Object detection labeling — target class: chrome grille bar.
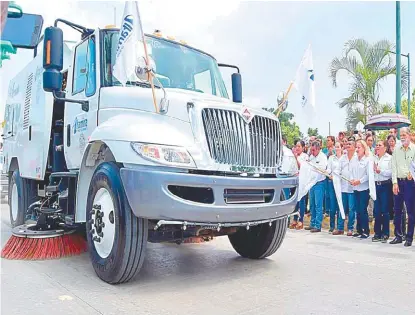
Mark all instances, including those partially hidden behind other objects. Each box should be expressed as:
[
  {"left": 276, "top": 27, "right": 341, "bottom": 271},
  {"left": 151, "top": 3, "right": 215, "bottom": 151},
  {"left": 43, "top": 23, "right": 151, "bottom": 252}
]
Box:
[{"left": 202, "top": 108, "right": 281, "bottom": 172}]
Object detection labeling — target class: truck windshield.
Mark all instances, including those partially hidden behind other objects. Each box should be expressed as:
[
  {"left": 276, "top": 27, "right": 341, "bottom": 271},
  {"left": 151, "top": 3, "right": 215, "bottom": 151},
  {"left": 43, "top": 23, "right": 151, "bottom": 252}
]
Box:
[{"left": 102, "top": 30, "right": 229, "bottom": 99}]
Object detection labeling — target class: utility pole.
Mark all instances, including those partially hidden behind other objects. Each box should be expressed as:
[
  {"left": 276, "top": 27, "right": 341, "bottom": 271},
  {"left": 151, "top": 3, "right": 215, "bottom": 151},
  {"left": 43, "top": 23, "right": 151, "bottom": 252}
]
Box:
[
  {"left": 113, "top": 7, "right": 116, "bottom": 25},
  {"left": 396, "top": 1, "right": 402, "bottom": 139},
  {"left": 328, "top": 122, "right": 331, "bottom": 136},
  {"left": 408, "top": 53, "right": 411, "bottom": 120}
]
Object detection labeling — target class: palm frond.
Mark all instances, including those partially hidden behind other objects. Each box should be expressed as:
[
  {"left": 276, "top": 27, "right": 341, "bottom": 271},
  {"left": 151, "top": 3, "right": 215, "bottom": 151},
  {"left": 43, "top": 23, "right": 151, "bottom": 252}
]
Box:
[
  {"left": 329, "top": 56, "right": 359, "bottom": 88},
  {"left": 344, "top": 38, "right": 369, "bottom": 65}
]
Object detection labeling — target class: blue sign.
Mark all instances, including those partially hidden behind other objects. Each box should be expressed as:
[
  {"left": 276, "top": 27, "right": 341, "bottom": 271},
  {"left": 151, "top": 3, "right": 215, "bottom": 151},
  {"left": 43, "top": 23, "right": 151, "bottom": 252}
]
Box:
[{"left": 73, "top": 117, "right": 88, "bottom": 134}]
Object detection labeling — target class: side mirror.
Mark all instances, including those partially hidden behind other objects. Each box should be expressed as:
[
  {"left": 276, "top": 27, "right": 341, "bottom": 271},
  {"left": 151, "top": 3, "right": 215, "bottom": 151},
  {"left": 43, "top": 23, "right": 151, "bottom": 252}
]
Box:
[
  {"left": 218, "top": 63, "right": 242, "bottom": 103},
  {"left": 231, "top": 72, "right": 242, "bottom": 103},
  {"left": 42, "top": 26, "right": 63, "bottom": 92}
]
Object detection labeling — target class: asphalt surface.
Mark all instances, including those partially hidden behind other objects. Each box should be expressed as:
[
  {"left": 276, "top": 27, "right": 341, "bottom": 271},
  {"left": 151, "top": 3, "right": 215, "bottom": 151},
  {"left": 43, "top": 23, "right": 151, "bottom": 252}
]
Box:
[{"left": 1, "top": 201, "right": 414, "bottom": 315}]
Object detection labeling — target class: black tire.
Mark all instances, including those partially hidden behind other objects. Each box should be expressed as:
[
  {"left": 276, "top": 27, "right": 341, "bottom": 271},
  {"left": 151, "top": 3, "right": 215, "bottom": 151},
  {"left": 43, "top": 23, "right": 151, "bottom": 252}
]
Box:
[
  {"left": 86, "top": 162, "right": 148, "bottom": 284},
  {"left": 8, "top": 169, "right": 38, "bottom": 227},
  {"left": 228, "top": 216, "right": 288, "bottom": 259}
]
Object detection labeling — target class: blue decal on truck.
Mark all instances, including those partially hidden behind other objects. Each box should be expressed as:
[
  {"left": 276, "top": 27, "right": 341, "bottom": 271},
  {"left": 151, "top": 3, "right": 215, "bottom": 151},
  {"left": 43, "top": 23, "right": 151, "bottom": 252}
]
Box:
[{"left": 73, "top": 117, "right": 88, "bottom": 134}]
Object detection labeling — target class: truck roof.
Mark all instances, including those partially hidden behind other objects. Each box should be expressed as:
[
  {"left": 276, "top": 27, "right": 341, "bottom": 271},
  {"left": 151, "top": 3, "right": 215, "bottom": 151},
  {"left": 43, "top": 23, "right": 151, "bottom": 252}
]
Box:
[{"left": 101, "top": 28, "right": 218, "bottom": 62}]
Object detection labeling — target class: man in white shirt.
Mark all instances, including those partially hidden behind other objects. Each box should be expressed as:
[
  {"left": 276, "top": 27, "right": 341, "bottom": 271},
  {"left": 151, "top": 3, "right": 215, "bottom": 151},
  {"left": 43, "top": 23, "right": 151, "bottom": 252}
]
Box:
[{"left": 306, "top": 141, "right": 328, "bottom": 233}]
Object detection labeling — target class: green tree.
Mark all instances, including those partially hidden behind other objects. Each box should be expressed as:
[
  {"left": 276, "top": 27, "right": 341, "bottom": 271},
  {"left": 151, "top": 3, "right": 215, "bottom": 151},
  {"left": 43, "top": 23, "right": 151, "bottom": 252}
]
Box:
[
  {"left": 307, "top": 127, "right": 319, "bottom": 137},
  {"left": 329, "top": 38, "right": 409, "bottom": 130}
]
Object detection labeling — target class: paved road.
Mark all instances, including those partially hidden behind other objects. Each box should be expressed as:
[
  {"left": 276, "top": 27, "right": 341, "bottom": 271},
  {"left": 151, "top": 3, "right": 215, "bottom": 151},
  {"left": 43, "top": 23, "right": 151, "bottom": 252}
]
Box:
[{"left": 1, "top": 203, "right": 414, "bottom": 315}]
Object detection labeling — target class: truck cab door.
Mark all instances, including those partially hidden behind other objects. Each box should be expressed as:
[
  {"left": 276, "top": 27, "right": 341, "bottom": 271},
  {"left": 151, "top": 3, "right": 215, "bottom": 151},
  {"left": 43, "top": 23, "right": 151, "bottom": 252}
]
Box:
[{"left": 64, "top": 34, "right": 99, "bottom": 170}]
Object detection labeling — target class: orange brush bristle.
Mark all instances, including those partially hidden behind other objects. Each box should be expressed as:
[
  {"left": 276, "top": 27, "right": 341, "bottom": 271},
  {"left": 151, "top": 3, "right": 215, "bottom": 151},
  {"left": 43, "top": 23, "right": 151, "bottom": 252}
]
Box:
[{"left": 1, "top": 233, "right": 87, "bottom": 260}]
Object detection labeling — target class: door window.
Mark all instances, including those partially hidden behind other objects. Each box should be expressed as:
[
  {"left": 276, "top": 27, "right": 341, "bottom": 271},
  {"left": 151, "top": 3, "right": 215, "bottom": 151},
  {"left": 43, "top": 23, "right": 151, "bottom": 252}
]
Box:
[{"left": 72, "top": 36, "right": 96, "bottom": 96}]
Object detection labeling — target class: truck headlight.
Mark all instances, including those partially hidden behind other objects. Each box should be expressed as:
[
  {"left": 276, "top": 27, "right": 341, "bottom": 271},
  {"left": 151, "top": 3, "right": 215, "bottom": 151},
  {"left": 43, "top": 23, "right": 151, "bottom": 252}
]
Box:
[{"left": 130, "top": 142, "right": 196, "bottom": 168}]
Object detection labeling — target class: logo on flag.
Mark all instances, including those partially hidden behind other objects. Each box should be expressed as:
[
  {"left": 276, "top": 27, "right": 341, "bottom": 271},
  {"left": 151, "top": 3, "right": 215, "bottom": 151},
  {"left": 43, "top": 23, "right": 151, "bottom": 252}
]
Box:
[
  {"left": 116, "top": 14, "right": 134, "bottom": 59},
  {"left": 112, "top": 1, "right": 145, "bottom": 86},
  {"left": 241, "top": 107, "right": 254, "bottom": 124}
]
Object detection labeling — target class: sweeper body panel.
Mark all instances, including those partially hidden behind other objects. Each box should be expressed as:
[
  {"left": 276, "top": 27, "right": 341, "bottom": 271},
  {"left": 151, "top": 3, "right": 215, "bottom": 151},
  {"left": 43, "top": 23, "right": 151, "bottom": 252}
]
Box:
[{"left": 2, "top": 20, "right": 299, "bottom": 284}]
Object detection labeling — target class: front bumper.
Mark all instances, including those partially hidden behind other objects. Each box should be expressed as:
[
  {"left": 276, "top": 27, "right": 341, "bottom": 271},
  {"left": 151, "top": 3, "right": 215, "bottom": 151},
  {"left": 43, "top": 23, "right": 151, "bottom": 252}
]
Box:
[{"left": 120, "top": 167, "right": 298, "bottom": 223}]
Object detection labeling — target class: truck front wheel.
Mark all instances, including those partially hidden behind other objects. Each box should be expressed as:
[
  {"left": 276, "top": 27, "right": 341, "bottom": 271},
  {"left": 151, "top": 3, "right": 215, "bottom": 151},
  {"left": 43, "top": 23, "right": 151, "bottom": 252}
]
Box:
[
  {"left": 228, "top": 216, "right": 288, "bottom": 259},
  {"left": 86, "top": 162, "right": 148, "bottom": 284}
]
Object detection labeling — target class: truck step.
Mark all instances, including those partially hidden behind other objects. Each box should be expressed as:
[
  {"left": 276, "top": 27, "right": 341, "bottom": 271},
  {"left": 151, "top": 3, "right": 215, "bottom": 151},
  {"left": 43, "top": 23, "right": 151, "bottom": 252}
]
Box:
[{"left": 49, "top": 171, "right": 78, "bottom": 179}]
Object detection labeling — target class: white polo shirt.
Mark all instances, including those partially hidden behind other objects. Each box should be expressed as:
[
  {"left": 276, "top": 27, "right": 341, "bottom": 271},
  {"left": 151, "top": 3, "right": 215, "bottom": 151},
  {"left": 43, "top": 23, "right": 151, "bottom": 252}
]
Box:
[
  {"left": 339, "top": 153, "right": 356, "bottom": 193},
  {"left": 309, "top": 151, "right": 328, "bottom": 183},
  {"left": 374, "top": 153, "right": 392, "bottom": 182},
  {"left": 350, "top": 155, "right": 370, "bottom": 192}
]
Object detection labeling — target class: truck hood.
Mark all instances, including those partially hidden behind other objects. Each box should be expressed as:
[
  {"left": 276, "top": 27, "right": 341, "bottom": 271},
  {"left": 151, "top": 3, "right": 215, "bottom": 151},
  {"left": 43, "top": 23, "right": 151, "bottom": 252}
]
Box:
[{"left": 99, "top": 86, "right": 276, "bottom": 122}]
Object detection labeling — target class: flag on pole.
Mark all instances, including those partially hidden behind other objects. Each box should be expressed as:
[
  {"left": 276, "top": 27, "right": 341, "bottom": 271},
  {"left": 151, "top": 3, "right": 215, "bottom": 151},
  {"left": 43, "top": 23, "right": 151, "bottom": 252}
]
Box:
[
  {"left": 113, "top": 1, "right": 144, "bottom": 86},
  {"left": 113, "top": 1, "right": 158, "bottom": 112},
  {"left": 293, "top": 44, "right": 315, "bottom": 109}
]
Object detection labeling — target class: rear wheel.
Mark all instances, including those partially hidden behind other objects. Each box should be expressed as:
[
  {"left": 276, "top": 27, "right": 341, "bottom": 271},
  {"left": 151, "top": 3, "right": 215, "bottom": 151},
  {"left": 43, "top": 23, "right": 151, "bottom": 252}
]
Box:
[
  {"left": 86, "top": 162, "right": 148, "bottom": 284},
  {"left": 228, "top": 216, "right": 288, "bottom": 259},
  {"left": 8, "top": 169, "right": 38, "bottom": 227}
]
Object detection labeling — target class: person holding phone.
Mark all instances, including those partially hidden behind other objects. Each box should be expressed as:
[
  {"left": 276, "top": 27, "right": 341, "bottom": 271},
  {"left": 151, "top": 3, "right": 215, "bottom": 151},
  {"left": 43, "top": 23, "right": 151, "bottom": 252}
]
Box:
[{"left": 373, "top": 140, "right": 392, "bottom": 242}]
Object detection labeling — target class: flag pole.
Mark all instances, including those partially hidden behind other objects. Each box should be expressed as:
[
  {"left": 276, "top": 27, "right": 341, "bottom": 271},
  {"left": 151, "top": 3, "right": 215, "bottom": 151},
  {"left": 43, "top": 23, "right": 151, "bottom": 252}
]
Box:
[{"left": 135, "top": 1, "right": 158, "bottom": 113}]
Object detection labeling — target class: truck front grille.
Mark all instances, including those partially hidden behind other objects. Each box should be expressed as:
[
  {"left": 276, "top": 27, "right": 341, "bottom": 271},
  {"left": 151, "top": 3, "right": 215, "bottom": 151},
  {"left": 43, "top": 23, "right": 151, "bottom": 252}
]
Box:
[{"left": 201, "top": 108, "right": 281, "bottom": 172}]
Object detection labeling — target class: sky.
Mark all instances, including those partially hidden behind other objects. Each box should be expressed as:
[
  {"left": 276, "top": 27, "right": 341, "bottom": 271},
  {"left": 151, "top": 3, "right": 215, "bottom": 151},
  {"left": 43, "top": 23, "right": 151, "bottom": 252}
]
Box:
[{"left": 1, "top": 0, "right": 415, "bottom": 138}]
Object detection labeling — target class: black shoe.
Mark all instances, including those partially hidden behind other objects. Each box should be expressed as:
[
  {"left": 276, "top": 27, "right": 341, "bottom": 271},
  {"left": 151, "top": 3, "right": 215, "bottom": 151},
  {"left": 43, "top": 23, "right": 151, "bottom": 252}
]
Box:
[
  {"left": 352, "top": 233, "right": 361, "bottom": 237},
  {"left": 372, "top": 236, "right": 381, "bottom": 242},
  {"left": 404, "top": 240, "right": 412, "bottom": 247},
  {"left": 389, "top": 237, "right": 403, "bottom": 244},
  {"left": 381, "top": 236, "right": 389, "bottom": 243},
  {"left": 358, "top": 234, "right": 369, "bottom": 239},
  {"left": 329, "top": 228, "right": 334, "bottom": 233},
  {"left": 310, "top": 228, "right": 321, "bottom": 233}
]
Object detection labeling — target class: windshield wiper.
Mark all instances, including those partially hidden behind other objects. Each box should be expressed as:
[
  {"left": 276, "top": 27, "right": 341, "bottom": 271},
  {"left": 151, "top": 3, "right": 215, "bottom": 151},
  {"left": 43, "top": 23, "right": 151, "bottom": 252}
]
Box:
[{"left": 126, "top": 81, "right": 161, "bottom": 89}]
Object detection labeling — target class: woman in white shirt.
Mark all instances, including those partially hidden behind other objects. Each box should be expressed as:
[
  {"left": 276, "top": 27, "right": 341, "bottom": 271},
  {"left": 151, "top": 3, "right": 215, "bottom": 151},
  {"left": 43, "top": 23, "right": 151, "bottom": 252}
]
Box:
[
  {"left": 350, "top": 140, "right": 371, "bottom": 239},
  {"left": 372, "top": 140, "right": 392, "bottom": 242},
  {"left": 290, "top": 140, "right": 308, "bottom": 230},
  {"left": 327, "top": 142, "right": 345, "bottom": 234}
]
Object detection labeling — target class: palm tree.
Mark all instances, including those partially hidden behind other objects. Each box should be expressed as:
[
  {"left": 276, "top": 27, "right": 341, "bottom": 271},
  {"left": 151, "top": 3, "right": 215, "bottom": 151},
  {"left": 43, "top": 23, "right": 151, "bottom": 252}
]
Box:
[
  {"left": 345, "top": 103, "right": 394, "bottom": 131},
  {"left": 329, "top": 38, "right": 409, "bottom": 129}
]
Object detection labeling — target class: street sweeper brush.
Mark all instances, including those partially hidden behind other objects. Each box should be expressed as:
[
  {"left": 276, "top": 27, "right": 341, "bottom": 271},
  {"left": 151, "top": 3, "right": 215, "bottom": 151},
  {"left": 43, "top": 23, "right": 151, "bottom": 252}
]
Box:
[{"left": 1, "top": 223, "right": 87, "bottom": 260}]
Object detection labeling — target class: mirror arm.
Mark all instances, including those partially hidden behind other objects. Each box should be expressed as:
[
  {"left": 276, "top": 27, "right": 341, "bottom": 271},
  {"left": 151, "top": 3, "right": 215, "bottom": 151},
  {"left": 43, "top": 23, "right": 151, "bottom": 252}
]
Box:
[
  {"left": 52, "top": 91, "right": 89, "bottom": 112},
  {"left": 218, "top": 63, "right": 240, "bottom": 73}
]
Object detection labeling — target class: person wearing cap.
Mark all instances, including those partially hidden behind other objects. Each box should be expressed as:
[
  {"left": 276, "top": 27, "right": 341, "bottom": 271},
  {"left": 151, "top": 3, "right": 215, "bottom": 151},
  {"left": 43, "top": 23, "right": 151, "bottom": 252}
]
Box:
[{"left": 390, "top": 127, "right": 415, "bottom": 247}]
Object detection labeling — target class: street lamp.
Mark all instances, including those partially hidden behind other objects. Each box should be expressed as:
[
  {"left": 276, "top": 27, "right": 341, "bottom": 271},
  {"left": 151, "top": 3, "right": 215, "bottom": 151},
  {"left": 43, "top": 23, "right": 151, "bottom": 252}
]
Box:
[{"left": 387, "top": 50, "right": 411, "bottom": 120}]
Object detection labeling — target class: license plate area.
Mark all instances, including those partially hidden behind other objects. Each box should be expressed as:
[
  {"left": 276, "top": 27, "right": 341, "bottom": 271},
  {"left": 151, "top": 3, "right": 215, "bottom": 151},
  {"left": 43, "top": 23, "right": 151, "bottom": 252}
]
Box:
[{"left": 223, "top": 189, "right": 274, "bottom": 204}]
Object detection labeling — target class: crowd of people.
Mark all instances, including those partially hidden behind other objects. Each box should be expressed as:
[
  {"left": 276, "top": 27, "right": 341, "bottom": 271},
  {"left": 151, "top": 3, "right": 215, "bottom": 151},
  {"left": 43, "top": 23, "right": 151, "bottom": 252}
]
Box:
[{"left": 282, "top": 127, "right": 415, "bottom": 247}]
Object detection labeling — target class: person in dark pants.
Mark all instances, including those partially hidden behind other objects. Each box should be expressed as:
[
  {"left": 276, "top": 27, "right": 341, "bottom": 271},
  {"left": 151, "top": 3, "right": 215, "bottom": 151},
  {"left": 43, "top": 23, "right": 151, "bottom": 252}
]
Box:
[
  {"left": 372, "top": 140, "right": 393, "bottom": 243},
  {"left": 390, "top": 128, "right": 415, "bottom": 246},
  {"left": 350, "top": 140, "right": 372, "bottom": 239}
]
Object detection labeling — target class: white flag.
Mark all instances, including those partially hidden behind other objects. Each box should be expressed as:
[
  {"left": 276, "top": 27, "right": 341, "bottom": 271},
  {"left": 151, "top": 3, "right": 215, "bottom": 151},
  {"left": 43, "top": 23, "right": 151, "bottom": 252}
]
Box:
[
  {"left": 367, "top": 156, "right": 377, "bottom": 201},
  {"left": 332, "top": 172, "right": 346, "bottom": 220},
  {"left": 293, "top": 44, "right": 315, "bottom": 109},
  {"left": 297, "top": 161, "right": 319, "bottom": 201},
  {"left": 113, "top": 1, "right": 146, "bottom": 86}
]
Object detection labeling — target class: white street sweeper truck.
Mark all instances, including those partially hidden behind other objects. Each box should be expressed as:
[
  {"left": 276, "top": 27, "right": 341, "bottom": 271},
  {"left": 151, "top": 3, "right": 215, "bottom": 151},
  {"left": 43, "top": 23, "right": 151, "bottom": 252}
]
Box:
[{"left": 1, "top": 17, "right": 299, "bottom": 284}]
